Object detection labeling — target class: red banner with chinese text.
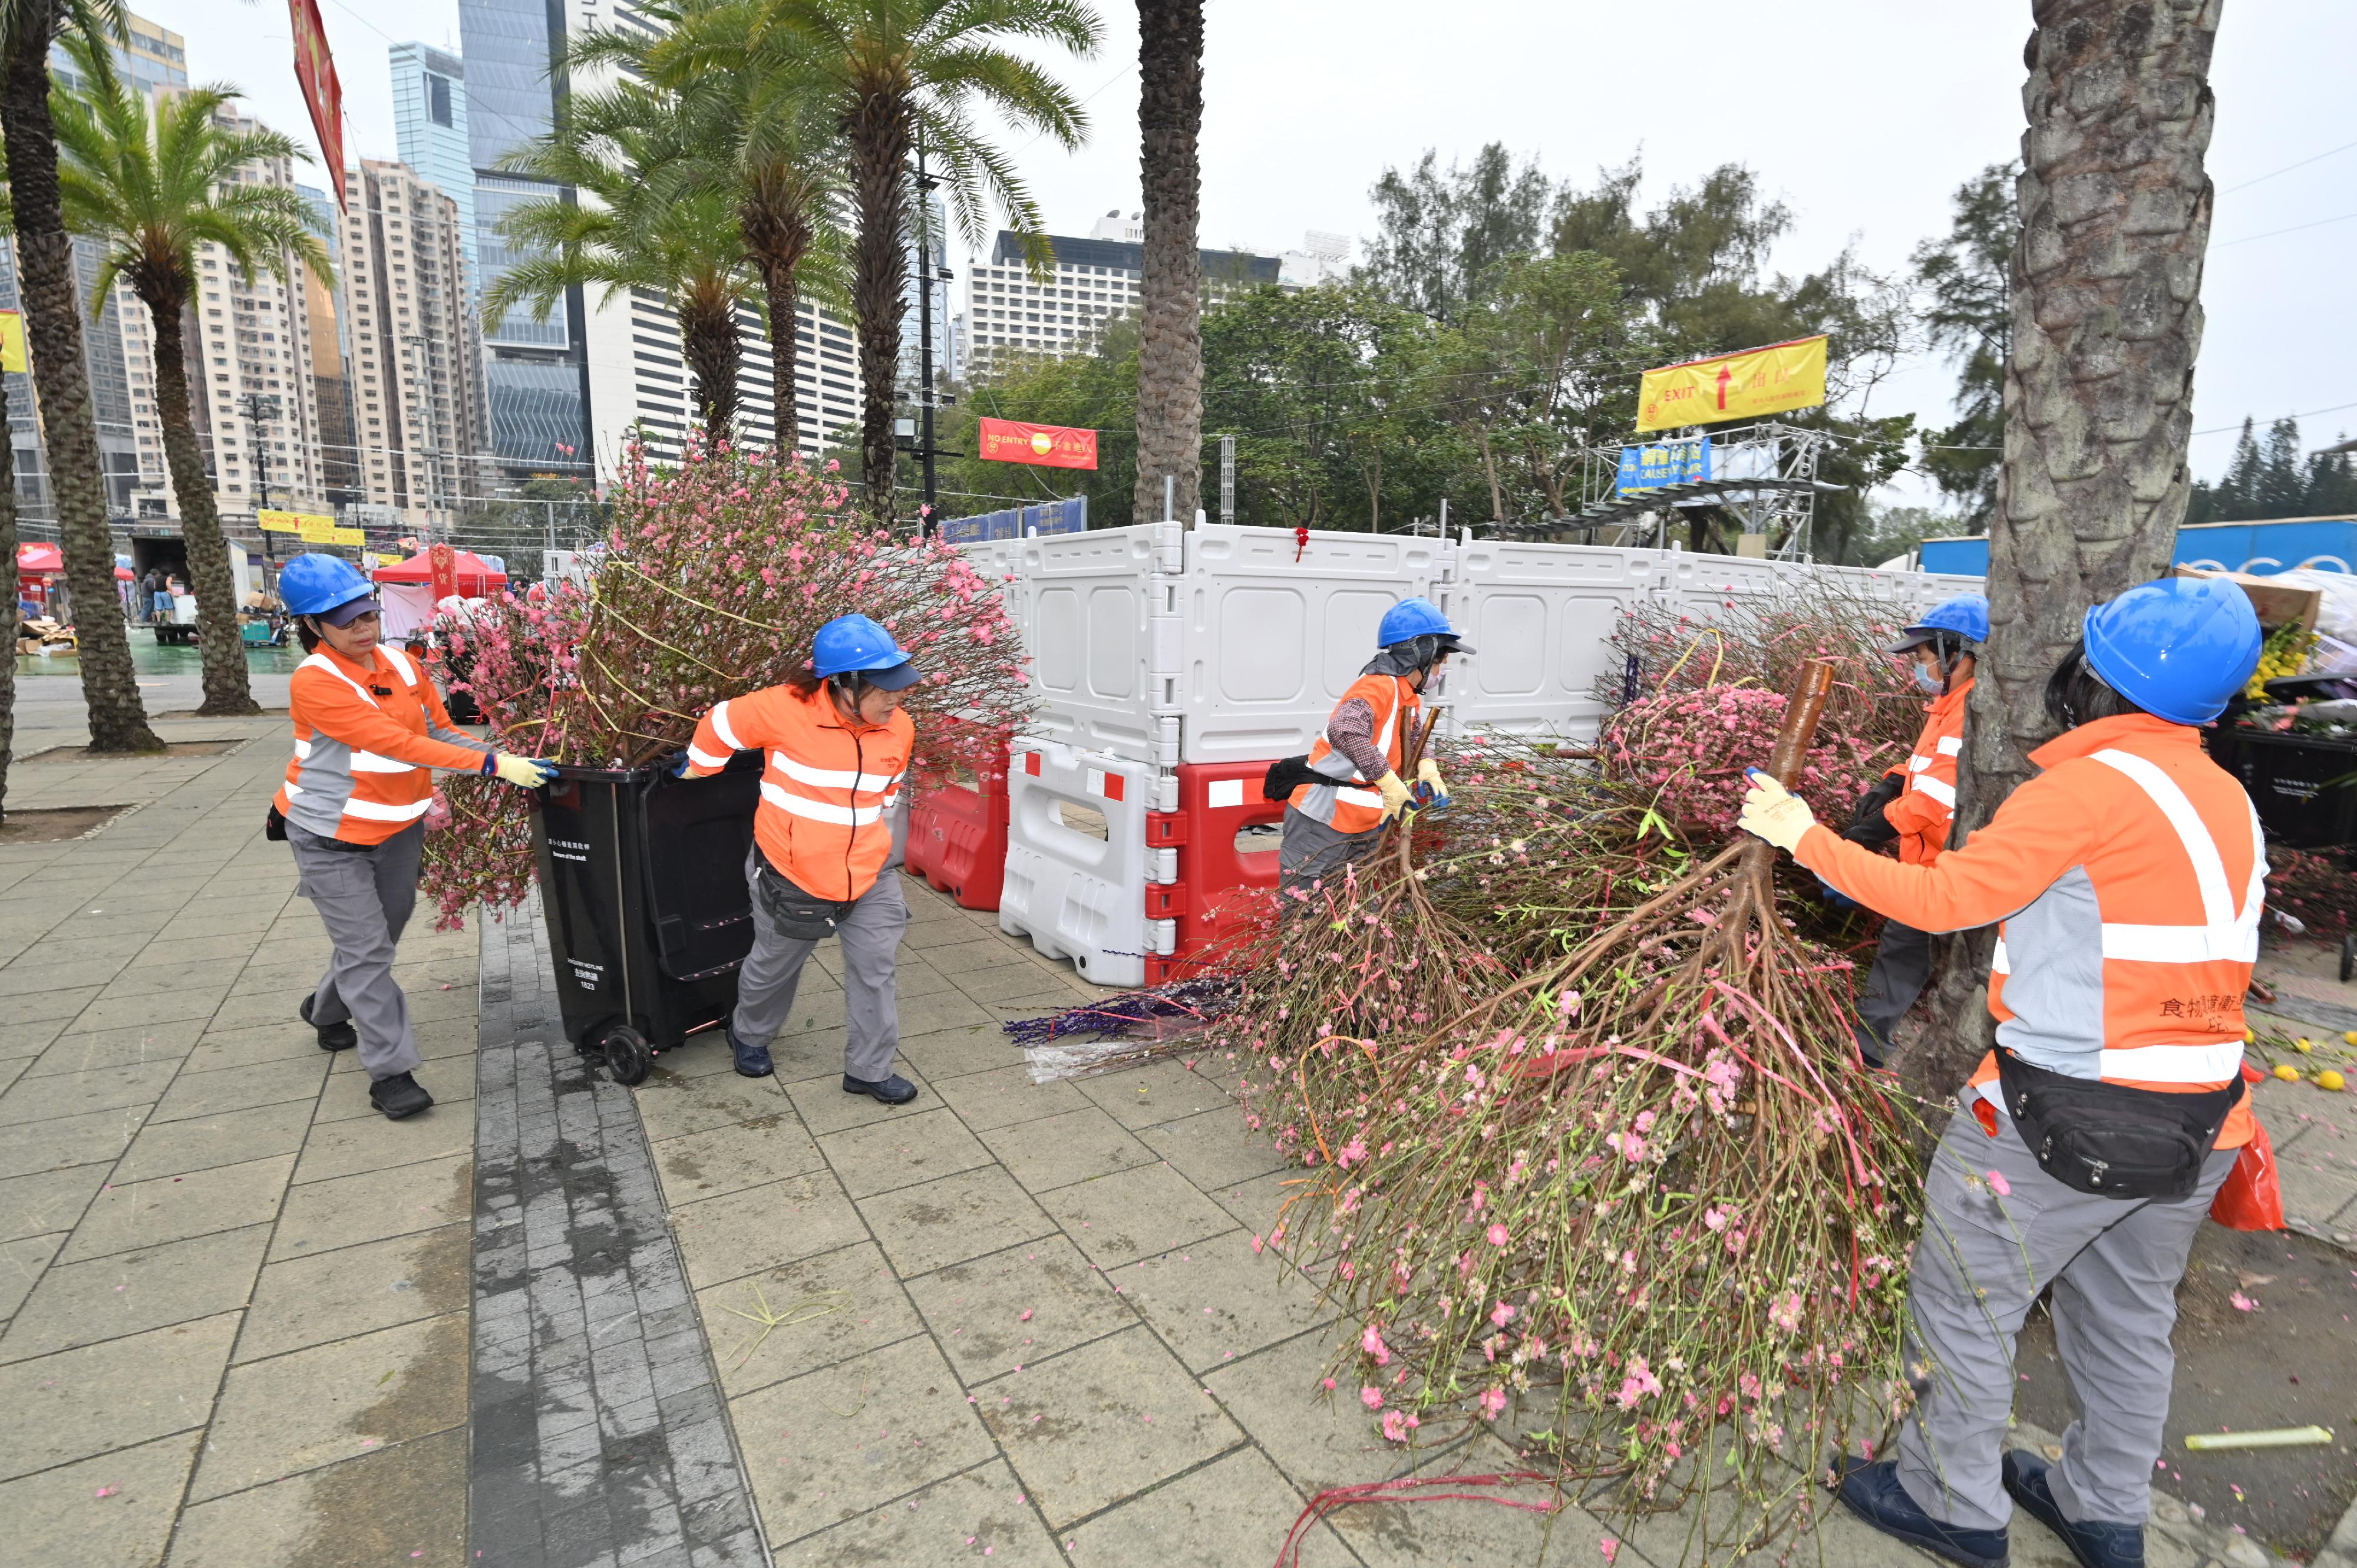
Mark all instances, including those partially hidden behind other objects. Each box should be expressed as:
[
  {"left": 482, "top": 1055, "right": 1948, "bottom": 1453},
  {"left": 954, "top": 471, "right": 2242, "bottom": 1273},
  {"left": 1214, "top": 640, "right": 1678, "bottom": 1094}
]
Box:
[
  {"left": 978, "top": 418, "right": 1098, "bottom": 470},
  {"left": 289, "top": 0, "right": 346, "bottom": 212}
]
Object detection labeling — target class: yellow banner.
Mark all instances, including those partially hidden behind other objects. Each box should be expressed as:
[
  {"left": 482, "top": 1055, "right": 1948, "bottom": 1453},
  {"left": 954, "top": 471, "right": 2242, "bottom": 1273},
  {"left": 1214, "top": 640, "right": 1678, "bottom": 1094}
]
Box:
[
  {"left": 296, "top": 516, "right": 341, "bottom": 544},
  {"left": 257, "top": 509, "right": 303, "bottom": 533},
  {"left": 0, "top": 309, "right": 24, "bottom": 374},
  {"left": 1636, "top": 335, "right": 1828, "bottom": 433},
  {"left": 330, "top": 526, "right": 365, "bottom": 546}
]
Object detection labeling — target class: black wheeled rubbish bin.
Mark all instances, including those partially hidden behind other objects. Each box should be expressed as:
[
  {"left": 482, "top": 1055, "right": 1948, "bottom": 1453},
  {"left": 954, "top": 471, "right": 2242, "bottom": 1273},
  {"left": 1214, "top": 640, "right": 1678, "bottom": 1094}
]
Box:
[{"left": 529, "top": 754, "right": 762, "bottom": 1085}]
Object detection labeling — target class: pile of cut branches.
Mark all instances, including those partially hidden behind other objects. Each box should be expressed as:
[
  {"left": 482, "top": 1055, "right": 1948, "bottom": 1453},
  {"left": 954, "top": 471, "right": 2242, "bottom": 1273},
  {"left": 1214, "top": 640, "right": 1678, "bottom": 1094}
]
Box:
[{"left": 419, "top": 443, "right": 1029, "bottom": 927}]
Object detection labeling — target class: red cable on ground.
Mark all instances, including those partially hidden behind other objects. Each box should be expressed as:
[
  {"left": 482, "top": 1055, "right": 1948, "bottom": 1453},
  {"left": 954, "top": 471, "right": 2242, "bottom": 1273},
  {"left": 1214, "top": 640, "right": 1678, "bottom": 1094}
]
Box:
[{"left": 1271, "top": 1471, "right": 1564, "bottom": 1567}]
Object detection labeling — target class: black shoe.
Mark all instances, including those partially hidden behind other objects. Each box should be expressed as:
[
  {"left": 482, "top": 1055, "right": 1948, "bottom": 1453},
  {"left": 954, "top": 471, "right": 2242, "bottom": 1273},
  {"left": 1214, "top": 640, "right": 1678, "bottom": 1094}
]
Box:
[
  {"left": 842, "top": 1072, "right": 918, "bottom": 1105},
  {"left": 2003, "top": 1450, "right": 2143, "bottom": 1568},
  {"left": 369, "top": 1071, "right": 434, "bottom": 1120},
  {"left": 1832, "top": 1455, "right": 2009, "bottom": 1568},
  {"left": 730, "top": 1031, "right": 774, "bottom": 1078},
  {"left": 301, "top": 994, "right": 357, "bottom": 1052}
]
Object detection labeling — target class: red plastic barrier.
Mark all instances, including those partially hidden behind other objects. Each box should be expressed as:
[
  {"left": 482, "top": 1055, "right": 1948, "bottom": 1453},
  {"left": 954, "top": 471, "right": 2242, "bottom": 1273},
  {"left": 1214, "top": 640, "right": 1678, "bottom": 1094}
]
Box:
[
  {"left": 906, "top": 725, "right": 1011, "bottom": 910},
  {"left": 1143, "top": 760, "right": 1283, "bottom": 980}
]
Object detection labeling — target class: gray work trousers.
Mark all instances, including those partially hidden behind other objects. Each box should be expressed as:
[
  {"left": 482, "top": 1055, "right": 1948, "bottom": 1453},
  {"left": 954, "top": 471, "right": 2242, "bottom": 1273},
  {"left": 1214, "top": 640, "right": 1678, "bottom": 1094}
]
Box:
[
  {"left": 288, "top": 821, "right": 425, "bottom": 1080},
  {"left": 733, "top": 849, "right": 909, "bottom": 1082},
  {"left": 1277, "top": 806, "right": 1384, "bottom": 895},
  {"left": 1854, "top": 919, "right": 1933, "bottom": 1062},
  {"left": 1897, "top": 1110, "right": 2237, "bottom": 1532}
]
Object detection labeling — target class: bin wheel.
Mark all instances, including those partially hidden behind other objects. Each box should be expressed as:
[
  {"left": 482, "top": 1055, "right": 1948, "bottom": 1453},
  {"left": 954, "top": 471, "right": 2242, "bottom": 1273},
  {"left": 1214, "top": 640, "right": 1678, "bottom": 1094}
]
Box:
[
  {"left": 2342, "top": 933, "right": 2354, "bottom": 985},
  {"left": 601, "top": 1025, "right": 652, "bottom": 1087}
]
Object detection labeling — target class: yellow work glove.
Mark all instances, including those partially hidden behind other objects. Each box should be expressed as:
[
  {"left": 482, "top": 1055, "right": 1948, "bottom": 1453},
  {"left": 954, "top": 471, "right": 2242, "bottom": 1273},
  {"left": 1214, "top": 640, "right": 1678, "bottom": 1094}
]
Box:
[
  {"left": 1374, "top": 771, "right": 1414, "bottom": 821},
  {"left": 492, "top": 752, "right": 560, "bottom": 788},
  {"left": 1417, "top": 758, "right": 1448, "bottom": 799},
  {"left": 1738, "top": 770, "right": 1816, "bottom": 853}
]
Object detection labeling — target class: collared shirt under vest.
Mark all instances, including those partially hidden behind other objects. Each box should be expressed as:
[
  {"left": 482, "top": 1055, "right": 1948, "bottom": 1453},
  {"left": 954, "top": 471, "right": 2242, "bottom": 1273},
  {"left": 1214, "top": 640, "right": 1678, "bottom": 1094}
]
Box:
[
  {"left": 1881, "top": 677, "right": 1971, "bottom": 866},
  {"left": 274, "top": 643, "right": 490, "bottom": 845},
  {"left": 1289, "top": 672, "right": 1420, "bottom": 837},
  {"left": 684, "top": 682, "right": 913, "bottom": 903},
  {"left": 1798, "top": 711, "right": 2264, "bottom": 1149}
]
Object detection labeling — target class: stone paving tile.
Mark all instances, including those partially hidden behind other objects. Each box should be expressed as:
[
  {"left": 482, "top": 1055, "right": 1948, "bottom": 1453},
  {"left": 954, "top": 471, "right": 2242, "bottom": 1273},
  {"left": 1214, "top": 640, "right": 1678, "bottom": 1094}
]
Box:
[
  {"left": 856, "top": 1163, "right": 1058, "bottom": 1278},
  {"left": 895, "top": 1022, "right": 1026, "bottom": 1084},
  {"left": 0, "top": 1161, "right": 111, "bottom": 1242},
  {"left": 731, "top": 1332, "right": 998, "bottom": 1547},
  {"left": 924, "top": 1059, "right": 1091, "bottom": 1131},
  {"left": 111, "top": 1100, "right": 313, "bottom": 1183},
  {"left": 147, "top": 1055, "right": 330, "bottom": 1124},
  {"left": 767, "top": 1457, "right": 1067, "bottom": 1566},
  {"left": 1037, "top": 1160, "right": 1240, "bottom": 1267},
  {"left": 1115, "top": 1225, "right": 1335, "bottom": 1375},
  {"left": 975, "top": 1103, "right": 1160, "bottom": 1192},
  {"left": 634, "top": 1061, "right": 796, "bottom": 1143},
  {"left": 0, "top": 1058, "right": 182, "bottom": 1125},
  {"left": 670, "top": 1171, "right": 869, "bottom": 1290},
  {"left": 1073, "top": 1057, "right": 1232, "bottom": 1130},
  {"left": 0, "top": 1231, "right": 67, "bottom": 1320},
  {"left": 192, "top": 1309, "right": 470, "bottom": 1503},
  {"left": 974, "top": 1323, "right": 1244, "bottom": 1529},
  {"left": 696, "top": 1239, "right": 925, "bottom": 1401},
  {"left": 0, "top": 1223, "right": 270, "bottom": 1362},
  {"left": 291, "top": 1102, "right": 474, "bottom": 1184},
  {"left": 1138, "top": 1101, "right": 1290, "bottom": 1191},
  {"left": 783, "top": 1063, "right": 940, "bottom": 1136},
  {"left": 1064, "top": 1444, "right": 1356, "bottom": 1567},
  {"left": 165, "top": 1426, "right": 468, "bottom": 1568},
  {"left": 651, "top": 1115, "right": 827, "bottom": 1203},
  {"left": 56, "top": 1151, "right": 295, "bottom": 1263},
  {"left": 268, "top": 1151, "right": 474, "bottom": 1262},
  {"left": 0, "top": 1428, "right": 203, "bottom": 1568},
  {"left": 18, "top": 1018, "right": 204, "bottom": 1078},
  {"left": 0, "top": 1310, "right": 240, "bottom": 1481},
  {"left": 818, "top": 1104, "right": 996, "bottom": 1198},
  {"left": 235, "top": 1222, "right": 471, "bottom": 1363},
  {"left": 902, "top": 1233, "right": 1135, "bottom": 1385}
]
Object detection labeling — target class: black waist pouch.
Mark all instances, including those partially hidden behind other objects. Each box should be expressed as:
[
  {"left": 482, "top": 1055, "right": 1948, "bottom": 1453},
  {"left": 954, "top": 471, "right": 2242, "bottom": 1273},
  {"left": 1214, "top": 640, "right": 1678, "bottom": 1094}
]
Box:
[
  {"left": 265, "top": 804, "right": 288, "bottom": 842},
  {"left": 754, "top": 850, "right": 854, "bottom": 940},
  {"left": 1993, "top": 1045, "right": 2243, "bottom": 1200},
  {"left": 1262, "top": 754, "right": 1325, "bottom": 801}
]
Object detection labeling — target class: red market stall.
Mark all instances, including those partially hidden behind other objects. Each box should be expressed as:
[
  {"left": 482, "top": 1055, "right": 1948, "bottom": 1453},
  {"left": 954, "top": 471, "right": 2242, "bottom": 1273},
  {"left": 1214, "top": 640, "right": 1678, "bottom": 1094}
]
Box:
[{"left": 370, "top": 545, "right": 510, "bottom": 639}]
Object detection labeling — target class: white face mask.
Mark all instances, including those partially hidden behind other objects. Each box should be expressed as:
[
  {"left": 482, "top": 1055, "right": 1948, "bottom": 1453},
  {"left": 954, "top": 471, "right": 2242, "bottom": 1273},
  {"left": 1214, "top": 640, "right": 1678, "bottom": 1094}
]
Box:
[{"left": 1914, "top": 663, "right": 1945, "bottom": 694}]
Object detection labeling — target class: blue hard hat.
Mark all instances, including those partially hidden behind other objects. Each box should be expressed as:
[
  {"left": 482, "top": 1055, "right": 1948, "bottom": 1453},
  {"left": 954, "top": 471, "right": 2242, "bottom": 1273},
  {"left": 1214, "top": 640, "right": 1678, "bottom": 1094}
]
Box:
[
  {"left": 2082, "top": 576, "right": 2262, "bottom": 725},
  {"left": 278, "top": 553, "right": 375, "bottom": 619},
  {"left": 1887, "top": 593, "right": 1989, "bottom": 653},
  {"left": 1377, "top": 596, "right": 1473, "bottom": 652},
  {"left": 812, "top": 613, "right": 919, "bottom": 690}
]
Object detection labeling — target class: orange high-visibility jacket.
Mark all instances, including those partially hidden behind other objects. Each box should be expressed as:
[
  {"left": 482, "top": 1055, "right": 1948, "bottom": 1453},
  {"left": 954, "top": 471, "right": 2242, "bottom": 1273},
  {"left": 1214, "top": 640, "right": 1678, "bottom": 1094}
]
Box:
[
  {"left": 1289, "top": 673, "right": 1420, "bottom": 836},
  {"left": 684, "top": 682, "right": 913, "bottom": 903},
  {"left": 274, "top": 643, "right": 490, "bottom": 845},
  {"left": 1881, "top": 677, "right": 1971, "bottom": 866},
  {"left": 1800, "top": 712, "right": 2264, "bottom": 1148}
]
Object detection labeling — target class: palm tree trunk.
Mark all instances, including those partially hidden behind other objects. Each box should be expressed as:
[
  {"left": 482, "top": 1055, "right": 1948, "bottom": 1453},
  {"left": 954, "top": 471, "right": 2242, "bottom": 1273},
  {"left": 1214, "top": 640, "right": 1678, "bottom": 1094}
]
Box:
[
  {"left": 2, "top": 0, "right": 157, "bottom": 751},
  {"left": 1133, "top": 0, "right": 1204, "bottom": 527},
  {"left": 847, "top": 90, "right": 909, "bottom": 521},
  {"left": 681, "top": 298, "right": 741, "bottom": 450},
  {"left": 143, "top": 283, "right": 256, "bottom": 715},
  {"left": 0, "top": 371, "right": 16, "bottom": 824},
  {"left": 741, "top": 186, "right": 811, "bottom": 457},
  {"left": 1899, "top": 0, "right": 2221, "bottom": 1104}
]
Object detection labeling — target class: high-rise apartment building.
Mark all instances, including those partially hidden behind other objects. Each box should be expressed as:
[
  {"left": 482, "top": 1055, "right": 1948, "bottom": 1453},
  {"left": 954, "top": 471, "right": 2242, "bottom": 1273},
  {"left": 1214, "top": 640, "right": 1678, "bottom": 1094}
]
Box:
[
  {"left": 298, "top": 184, "right": 362, "bottom": 503},
  {"left": 339, "top": 160, "right": 489, "bottom": 526},
  {"left": 390, "top": 44, "right": 476, "bottom": 283},
  {"left": 963, "top": 227, "right": 1280, "bottom": 374},
  {"left": 49, "top": 11, "right": 187, "bottom": 97}
]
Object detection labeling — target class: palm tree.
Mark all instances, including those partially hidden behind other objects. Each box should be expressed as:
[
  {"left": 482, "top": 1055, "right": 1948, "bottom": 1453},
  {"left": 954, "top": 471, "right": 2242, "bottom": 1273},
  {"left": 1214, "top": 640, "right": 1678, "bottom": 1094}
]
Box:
[
  {"left": 488, "top": 81, "right": 759, "bottom": 448},
  {"left": 1904, "top": 0, "right": 2223, "bottom": 1096},
  {"left": 576, "top": 1, "right": 847, "bottom": 456},
  {"left": 662, "top": 0, "right": 1099, "bottom": 519},
  {"left": 1133, "top": 0, "right": 1202, "bottom": 526},
  {"left": 1, "top": 0, "right": 156, "bottom": 751},
  {"left": 52, "top": 36, "right": 330, "bottom": 717}
]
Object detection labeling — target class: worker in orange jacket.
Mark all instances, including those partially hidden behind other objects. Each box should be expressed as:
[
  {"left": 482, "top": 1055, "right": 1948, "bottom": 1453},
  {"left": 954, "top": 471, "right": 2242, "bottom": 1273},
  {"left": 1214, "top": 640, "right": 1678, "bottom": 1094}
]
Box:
[
  {"left": 1277, "top": 597, "right": 1468, "bottom": 893},
  {"left": 1739, "top": 576, "right": 2266, "bottom": 1568},
  {"left": 271, "top": 555, "right": 554, "bottom": 1120},
  {"left": 1841, "top": 594, "right": 1986, "bottom": 1064},
  {"left": 680, "top": 614, "right": 920, "bottom": 1102}
]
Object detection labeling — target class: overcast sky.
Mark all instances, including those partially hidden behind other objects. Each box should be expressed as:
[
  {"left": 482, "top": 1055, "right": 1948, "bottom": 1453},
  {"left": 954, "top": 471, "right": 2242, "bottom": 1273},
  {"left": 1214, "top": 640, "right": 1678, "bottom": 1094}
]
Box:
[{"left": 140, "top": 0, "right": 2357, "bottom": 500}]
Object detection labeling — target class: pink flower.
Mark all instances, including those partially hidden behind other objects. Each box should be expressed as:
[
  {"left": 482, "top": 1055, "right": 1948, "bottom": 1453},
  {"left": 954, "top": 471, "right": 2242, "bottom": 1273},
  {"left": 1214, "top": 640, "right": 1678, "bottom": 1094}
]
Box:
[
  {"left": 1986, "top": 1169, "right": 2012, "bottom": 1198},
  {"left": 1600, "top": 1538, "right": 1620, "bottom": 1564},
  {"left": 1478, "top": 1386, "right": 1508, "bottom": 1420},
  {"left": 1486, "top": 1223, "right": 1510, "bottom": 1247},
  {"left": 1489, "top": 1301, "right": 1516, "bottom": 1328},
  {"left": 1361, "top": 1385, "right": 1384, "bottom": 1409},
  {"left": 1361, "top": 1325, "right": 1391, "bottom": 1365},
  {"left": 1379, "top": 1409, "right": 1417, "bottom": 1443}
]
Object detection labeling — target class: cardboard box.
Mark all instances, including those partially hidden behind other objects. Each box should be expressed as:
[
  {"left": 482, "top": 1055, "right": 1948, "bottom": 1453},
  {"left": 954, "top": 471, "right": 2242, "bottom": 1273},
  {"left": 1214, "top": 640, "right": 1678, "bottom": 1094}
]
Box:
[{"left": 2170, "top": 566, "right": 2322, "bottom": 634}]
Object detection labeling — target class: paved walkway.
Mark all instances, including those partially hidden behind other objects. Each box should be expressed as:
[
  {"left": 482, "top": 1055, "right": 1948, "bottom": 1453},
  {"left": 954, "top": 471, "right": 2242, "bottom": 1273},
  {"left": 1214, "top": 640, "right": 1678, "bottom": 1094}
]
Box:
[{"left": 0, "top": 695, "right": 2343, "bottom": 1567}]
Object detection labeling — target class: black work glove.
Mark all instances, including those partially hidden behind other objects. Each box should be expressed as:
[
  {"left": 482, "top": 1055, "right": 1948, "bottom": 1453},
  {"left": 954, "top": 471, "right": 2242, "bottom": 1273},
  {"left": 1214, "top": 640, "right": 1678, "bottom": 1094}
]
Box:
[{"left": 1840, "top": 774, "right": 1904, "bottom": 848}]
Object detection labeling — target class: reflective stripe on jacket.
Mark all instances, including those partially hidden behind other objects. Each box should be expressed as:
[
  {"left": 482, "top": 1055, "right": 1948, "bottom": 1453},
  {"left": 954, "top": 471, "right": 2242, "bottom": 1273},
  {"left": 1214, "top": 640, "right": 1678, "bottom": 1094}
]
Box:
[
  {"left": 274, "top": 643, "right": 489, "bottom": 845},
  {"left": 1881, "top": 677, "right": 1970, "bottom": 866},
  {"left": 684, "top": 682, "right": 914, "bottom": 903},
  {"left": 1796, "top": 712, "right": 2263, "bottom": 1148},
  {"left": 1288, "top": 673, "right": 1418, "bottom": 836}
]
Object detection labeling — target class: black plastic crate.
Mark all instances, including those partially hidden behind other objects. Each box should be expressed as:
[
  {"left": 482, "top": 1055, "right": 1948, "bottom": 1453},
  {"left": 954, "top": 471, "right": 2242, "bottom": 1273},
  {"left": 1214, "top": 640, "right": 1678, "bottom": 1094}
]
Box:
[
  {"left": 2217, "top": 729, "right": 2357, "bottom": 851},
  {"left": 529, "top": 754, "right": 762, "bottom": 1083}
]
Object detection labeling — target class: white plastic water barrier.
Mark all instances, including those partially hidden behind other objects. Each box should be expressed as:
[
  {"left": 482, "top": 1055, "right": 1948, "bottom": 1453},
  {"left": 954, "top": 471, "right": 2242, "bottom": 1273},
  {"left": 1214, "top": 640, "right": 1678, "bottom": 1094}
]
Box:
[
  {"left": 1439, "top": 540, "right": 1668, "bottom": 741},
  {"left": 999, "top": 738, "right": 1169, "bottom": 988}
]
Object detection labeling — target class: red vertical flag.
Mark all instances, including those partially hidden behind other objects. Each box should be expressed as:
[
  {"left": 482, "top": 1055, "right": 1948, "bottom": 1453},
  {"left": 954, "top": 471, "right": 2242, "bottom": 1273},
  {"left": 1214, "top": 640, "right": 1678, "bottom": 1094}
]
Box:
[{"left": 288, "top": 0, "right": 346, "bottom": 212}]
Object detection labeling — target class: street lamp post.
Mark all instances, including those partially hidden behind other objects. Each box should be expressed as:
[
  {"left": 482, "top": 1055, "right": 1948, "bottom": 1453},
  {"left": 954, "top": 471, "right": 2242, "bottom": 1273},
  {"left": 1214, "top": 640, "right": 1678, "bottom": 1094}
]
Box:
[{"left": 238, "top": 391, "right": 282, "bottom": 562}]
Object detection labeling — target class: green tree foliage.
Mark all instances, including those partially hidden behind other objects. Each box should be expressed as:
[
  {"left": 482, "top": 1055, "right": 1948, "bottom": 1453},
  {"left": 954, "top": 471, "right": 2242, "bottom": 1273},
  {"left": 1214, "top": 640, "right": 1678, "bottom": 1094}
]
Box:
[
  {"left": 1362, "top": 142, "right": 1553, "bottom": 325},
  {"left": 2187, "top": 417, "right": 2357, "bottom": 523},
  {"left": 1910, "top": 163, "right": 2015, "bottom": 523}
]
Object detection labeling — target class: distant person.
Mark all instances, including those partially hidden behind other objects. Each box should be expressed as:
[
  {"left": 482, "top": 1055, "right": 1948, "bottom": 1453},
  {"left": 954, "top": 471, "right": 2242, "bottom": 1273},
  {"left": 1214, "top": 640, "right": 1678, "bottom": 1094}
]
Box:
[{"left": 143, "top": 566, "right": 168, "bottom": 621}]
